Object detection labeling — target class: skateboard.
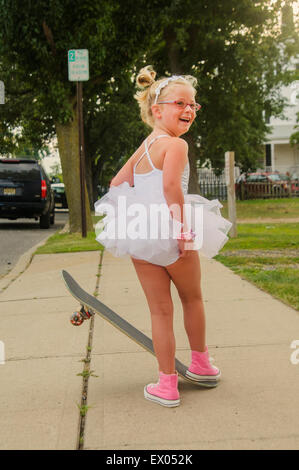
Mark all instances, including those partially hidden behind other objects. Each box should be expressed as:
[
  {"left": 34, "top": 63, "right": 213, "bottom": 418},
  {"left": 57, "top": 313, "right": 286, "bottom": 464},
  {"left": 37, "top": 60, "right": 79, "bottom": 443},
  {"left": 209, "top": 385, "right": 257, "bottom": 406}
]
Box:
[{"left": 62, "top": 270, "right": 218, "bottom": 388}]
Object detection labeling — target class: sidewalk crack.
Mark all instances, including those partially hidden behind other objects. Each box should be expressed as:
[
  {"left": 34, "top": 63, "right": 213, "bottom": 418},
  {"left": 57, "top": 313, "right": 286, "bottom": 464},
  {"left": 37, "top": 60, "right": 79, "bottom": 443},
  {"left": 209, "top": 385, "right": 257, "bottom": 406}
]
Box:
[{"left": 76, "top": 251, "right": 103, "bottom": 451}]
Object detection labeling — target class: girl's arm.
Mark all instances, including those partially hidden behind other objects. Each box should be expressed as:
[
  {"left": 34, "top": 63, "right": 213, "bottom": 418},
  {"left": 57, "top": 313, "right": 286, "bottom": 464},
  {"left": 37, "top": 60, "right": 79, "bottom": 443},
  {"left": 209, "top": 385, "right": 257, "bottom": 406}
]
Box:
[
  {"left": 110, "top": 159, "right": 134, "bottom": 187},
  {"left": 162, "top": 138, "right": 189, "bottom": 231}
]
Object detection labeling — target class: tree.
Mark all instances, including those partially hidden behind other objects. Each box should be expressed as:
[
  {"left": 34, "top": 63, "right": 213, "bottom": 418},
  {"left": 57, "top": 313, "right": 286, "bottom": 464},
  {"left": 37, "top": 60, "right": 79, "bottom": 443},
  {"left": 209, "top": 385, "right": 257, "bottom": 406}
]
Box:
[
  {"left": 143, "top": 0, "right": 297, "bottom": 190},
  {"left": 1, "top": 0, "right": 296, "bottom": 204},
  {"left": 0, "top": 0, "right": 160, "bottom": 231},
  {"left": 83, "top": 71, "right": 147, "bottom": 206}
]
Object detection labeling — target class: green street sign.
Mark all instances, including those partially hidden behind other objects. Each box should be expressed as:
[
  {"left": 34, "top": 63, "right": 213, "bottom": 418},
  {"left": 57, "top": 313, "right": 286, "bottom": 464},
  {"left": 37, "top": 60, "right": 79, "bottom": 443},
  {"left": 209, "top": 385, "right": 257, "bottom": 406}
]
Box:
[
  {"left": 0, "top": 81, "right": 4, "bottom": 104},
  {"left": 68, "top": 50, "right": 89, "bottom": 82}
]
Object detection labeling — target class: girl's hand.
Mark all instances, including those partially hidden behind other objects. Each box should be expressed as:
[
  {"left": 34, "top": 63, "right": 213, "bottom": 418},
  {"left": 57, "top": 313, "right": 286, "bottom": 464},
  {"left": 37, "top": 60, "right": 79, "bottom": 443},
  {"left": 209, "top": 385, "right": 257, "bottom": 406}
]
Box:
[{"left": 178, "top": 239, "right": 194, "bottom": 258}]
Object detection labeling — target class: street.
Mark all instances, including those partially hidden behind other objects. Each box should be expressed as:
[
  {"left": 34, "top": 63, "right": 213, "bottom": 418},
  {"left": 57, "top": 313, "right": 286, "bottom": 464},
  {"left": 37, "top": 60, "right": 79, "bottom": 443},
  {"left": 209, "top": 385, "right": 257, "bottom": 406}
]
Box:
[{"left": 0, "top": 209, "right": 69, "bottom": 278}]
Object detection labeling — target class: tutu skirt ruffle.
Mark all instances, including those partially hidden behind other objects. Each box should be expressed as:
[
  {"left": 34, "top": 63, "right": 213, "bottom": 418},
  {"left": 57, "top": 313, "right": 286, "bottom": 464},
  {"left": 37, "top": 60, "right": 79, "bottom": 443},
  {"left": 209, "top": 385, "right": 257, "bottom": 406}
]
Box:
[{"left": 94, "top": 182, "right": 232, "bottom": 266}]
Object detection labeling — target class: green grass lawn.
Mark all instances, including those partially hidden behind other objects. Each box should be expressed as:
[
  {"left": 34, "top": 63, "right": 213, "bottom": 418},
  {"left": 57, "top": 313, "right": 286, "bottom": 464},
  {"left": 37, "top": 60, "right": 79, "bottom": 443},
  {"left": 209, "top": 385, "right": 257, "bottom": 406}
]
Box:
[
  {"left": 216, "top": 222, "right": 299, "bottom": 311},
  {"left": 35, "top": 213, "right": 104, "bottom": 254},
  {"left": 221, "top": 223, "right": 299, "bottom": 251},
  {"left": 221, "top": 197, "right": 299, "bottom": 220},
  {"left": 35, "top": 230, "right": 103, "bottom": 254},
  {"left": 35, "top": 204, "right": 299, "bottom": 310}
]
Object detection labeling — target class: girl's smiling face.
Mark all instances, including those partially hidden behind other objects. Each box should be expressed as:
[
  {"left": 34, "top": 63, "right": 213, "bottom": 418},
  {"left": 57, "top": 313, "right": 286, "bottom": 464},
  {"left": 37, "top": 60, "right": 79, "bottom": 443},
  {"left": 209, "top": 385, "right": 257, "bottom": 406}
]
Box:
[{"left": 153, "top": 84, "right": 197, "bottom": 137}]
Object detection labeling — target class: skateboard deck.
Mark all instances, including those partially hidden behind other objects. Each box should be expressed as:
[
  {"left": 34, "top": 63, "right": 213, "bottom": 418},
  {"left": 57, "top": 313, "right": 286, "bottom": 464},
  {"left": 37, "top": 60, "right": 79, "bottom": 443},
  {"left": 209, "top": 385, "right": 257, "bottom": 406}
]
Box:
[{"left": 62, "top": 270, "right": 218, "bottom": 388}]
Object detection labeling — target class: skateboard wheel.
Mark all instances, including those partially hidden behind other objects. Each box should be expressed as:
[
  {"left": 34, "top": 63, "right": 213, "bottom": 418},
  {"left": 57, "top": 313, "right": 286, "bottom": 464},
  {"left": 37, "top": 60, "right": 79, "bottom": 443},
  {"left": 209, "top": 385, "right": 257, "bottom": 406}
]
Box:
[
  {"left": 70, "top": 312, "right": 84, "bottom": 326},
  {"left": 81, "top": 308, "right": 93, "bottom": 320}
]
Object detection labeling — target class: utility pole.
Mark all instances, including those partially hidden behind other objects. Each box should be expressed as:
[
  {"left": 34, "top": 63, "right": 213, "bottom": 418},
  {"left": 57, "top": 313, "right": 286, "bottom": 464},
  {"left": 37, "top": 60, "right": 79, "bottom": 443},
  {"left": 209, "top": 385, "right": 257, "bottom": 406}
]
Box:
[
  {"left": 77, "top": 81, "right": 87, "bottom": 237},
  {"left": 68, "top": 49, "right": 89, "bottom": 237}
]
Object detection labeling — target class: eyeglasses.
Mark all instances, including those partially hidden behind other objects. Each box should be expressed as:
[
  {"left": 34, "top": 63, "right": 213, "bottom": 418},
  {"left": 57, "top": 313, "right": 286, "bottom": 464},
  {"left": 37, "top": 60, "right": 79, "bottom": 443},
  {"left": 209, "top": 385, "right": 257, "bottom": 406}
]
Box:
[{"left": 157, "top": 100, "right": 201, "bottom": 112}]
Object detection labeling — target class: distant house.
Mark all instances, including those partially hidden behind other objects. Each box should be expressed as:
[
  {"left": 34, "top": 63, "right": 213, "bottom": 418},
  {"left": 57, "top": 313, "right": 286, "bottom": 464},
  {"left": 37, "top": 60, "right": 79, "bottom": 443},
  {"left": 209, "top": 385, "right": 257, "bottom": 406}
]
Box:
[
  {"left": 264, "top": 64, "right": 299, "bottom": 177},
  {"left": 264, "top": 4, "right": 299, "bottom": 178}
]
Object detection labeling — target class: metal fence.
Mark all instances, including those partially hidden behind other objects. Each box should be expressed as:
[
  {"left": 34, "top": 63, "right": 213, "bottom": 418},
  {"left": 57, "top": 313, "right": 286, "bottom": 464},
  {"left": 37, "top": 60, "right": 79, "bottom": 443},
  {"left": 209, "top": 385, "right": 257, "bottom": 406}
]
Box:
[
  {"left": 198, "top": 181, "right": 299, "bottom": 200},
  {"left": 198, "top": 169, "right": 228, "bottom": 200},
  {"left": 199, "top": 181, "right": 227, "bottom": 200},
  {"left": 197, "top": 168, "right": 299, "bottom": 200}
]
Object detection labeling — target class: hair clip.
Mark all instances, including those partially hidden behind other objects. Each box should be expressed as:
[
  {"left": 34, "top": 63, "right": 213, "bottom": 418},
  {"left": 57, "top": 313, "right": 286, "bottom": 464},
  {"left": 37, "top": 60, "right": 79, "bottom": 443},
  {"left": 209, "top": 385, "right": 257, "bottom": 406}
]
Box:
[{"left": 154, "top": 75, "right": 186, "bottom": 104}]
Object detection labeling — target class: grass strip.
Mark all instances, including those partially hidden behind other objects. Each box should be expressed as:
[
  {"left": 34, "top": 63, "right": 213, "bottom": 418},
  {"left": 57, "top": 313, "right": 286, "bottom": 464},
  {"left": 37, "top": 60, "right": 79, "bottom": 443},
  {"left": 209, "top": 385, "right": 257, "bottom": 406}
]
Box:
[
  {"left": 216, "top": 222, "right": 299, "bottom": 311},
  {"left": 220, "top": 223, "right": 299, "bottom": 251},
  {"left": 35, "top": 230, "right": 103, "bottom": 254},
  {"left": 221, "top": 197, "right": 299, "bottom": 220}
]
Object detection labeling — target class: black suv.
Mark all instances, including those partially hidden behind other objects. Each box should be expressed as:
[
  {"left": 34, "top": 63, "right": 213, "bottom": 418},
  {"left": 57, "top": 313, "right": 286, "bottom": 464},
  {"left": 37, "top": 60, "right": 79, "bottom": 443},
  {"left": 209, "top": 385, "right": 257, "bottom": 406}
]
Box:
[{"left": 0, "top": 159, "right": 55, "bottom": 228}]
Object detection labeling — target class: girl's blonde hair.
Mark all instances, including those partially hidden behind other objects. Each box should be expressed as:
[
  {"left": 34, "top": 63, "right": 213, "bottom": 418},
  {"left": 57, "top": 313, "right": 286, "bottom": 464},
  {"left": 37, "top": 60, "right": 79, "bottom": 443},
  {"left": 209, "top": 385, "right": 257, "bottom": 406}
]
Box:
[{"left": 134, "top": 65, "right": 197, "bottom": 128}]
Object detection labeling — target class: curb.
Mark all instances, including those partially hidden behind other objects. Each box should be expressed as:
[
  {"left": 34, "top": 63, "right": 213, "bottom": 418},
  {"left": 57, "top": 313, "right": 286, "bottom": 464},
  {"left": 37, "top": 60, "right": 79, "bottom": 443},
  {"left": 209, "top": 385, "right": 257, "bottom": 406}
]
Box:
[{"left": 0, "top": 222, "right": 69, "bottom": 293}]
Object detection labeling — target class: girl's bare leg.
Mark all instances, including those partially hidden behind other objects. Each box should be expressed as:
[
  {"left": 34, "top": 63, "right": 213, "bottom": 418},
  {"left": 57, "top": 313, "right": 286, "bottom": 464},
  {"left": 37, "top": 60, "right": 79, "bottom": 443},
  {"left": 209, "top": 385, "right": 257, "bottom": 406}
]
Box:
[
  {"left": 166, "top": 251, "right": 206, "bottom": 352},
  {"left": 131, "top": 258, "right": 176, "bottom": 374}
]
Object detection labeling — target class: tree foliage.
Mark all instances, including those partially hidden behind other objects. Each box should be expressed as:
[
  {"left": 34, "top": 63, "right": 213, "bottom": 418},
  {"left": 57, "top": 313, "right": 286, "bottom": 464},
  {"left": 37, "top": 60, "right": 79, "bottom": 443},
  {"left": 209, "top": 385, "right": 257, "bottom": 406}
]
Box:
[
  {"left": 0, "top": 0, "right": 159, "bottom": 229},
  {"left": 142, "top": 0, "right": 298, "bottom": 174},
  {"left": 0, "top": 0, "right": 298, "bottom": 207}
]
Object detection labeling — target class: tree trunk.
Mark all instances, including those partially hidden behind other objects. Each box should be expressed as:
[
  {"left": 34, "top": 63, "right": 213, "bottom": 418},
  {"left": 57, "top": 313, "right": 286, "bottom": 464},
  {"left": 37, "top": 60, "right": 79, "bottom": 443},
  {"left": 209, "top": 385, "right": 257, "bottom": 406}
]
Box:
[
  {"left": 164, "top": 27, "right": 201, "bottom": 195},
  {"left": 85, "top": 150, "right": 94, "bottom": 210},
  {"left": 92, "top": 164, "right": 101, "bottom": 203},
  {"left": 55, "top": 107, "right": 93, "bottom": 233}
]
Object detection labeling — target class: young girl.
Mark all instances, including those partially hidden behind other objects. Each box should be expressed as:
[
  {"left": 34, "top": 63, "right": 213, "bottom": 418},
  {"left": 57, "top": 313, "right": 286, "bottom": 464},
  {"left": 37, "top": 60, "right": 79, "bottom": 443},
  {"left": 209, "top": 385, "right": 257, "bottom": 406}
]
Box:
[{"left": 95, "top": 66, "right": 232, "bottom": 407}]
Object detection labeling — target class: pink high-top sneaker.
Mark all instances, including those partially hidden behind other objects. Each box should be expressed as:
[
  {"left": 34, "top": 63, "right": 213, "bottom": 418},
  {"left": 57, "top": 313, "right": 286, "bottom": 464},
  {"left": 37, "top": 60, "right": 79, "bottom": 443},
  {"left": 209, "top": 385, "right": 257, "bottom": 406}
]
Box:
[
  {"left": 144, "top": 371, "right": 180, "bottom": 407},
  {"left": 186, "top": 347, "right": 221, "bottom": 382}
]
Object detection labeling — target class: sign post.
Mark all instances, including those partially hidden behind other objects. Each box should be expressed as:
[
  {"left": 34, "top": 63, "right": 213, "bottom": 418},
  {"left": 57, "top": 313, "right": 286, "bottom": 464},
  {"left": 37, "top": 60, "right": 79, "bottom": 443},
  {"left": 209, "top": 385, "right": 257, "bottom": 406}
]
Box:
[
  {"left": 0, "top": 81, "right": 4, "bottom": 104},
  {"left": 225, "top": 151, "right": 237, "bottom": 237},
  {"left": 68, "top": 50, "right": 89, "bottom": 237}
]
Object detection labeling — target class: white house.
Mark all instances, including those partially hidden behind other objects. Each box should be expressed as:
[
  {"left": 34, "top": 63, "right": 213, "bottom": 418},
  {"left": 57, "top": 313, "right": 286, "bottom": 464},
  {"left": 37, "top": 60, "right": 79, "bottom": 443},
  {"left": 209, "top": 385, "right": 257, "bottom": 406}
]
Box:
[
  {"left": 264, "top": 66, "right": 299, "bottom": 177},
  {"left": 264, "top": 3, "right": 299, "bottom": 178}
]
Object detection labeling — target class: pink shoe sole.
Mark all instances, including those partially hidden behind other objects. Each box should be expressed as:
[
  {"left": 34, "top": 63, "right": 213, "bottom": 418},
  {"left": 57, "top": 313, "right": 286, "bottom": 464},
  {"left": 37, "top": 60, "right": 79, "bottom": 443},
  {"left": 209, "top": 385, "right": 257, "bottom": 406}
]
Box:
[
  {"left": 186, "top": 369, "right": 221, "bottom": 382},
  {"left": 144, "top": 386, "right": 180, "bottom": 407}
]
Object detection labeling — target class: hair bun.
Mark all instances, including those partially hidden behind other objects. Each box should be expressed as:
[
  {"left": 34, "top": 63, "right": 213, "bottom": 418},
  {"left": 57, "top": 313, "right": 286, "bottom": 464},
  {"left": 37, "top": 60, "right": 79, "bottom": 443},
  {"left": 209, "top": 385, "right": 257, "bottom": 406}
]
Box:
[{"left": 136, "top": 65, "right": 156, "bottom": 89}]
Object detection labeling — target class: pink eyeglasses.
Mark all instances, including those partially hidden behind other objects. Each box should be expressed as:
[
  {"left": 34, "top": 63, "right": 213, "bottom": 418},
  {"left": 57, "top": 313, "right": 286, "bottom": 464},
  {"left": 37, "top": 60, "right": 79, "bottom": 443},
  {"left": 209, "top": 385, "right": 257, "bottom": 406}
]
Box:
[{"left": 157, "top": 99, "right": 201, "bottom": 112}]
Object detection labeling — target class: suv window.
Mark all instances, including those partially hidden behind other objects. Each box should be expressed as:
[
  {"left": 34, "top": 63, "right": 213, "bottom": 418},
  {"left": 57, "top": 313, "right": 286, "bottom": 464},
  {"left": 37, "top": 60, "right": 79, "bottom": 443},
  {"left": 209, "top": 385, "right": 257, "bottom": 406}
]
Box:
[{"left": 0, "top": 161, "right": 41, "bottom": 182}]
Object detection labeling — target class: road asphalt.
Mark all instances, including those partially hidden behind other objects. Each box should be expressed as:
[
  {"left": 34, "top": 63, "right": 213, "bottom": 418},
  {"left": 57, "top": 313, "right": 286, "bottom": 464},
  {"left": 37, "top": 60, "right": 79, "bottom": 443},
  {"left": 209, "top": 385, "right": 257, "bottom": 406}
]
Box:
[
  {"left": 0, "top": 242, "right": 299, "bottom": 450},
  {"left": 0, "top": 210, "right": 68, "bottom": 278}
]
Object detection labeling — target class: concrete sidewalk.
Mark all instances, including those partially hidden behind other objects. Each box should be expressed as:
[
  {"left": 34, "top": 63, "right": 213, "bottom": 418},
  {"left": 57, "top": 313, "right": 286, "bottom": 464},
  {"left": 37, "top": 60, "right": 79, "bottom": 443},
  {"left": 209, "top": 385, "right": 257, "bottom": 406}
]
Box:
[{"left": 0, "top": 249, "right": 299, "bottom": 450}]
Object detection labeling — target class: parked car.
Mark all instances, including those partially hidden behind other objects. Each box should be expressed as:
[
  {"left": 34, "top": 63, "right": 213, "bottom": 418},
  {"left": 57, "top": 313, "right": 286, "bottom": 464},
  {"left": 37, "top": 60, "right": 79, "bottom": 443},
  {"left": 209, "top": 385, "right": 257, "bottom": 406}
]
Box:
[
  {"left": 236, "top": 172, "right": 291, "bottom": 199},
  {"left": 0, "top": 158, "right": 55, "bottom": 228},
  {"left": 51, "top": 177, "right": 68, "bottom": 208}
]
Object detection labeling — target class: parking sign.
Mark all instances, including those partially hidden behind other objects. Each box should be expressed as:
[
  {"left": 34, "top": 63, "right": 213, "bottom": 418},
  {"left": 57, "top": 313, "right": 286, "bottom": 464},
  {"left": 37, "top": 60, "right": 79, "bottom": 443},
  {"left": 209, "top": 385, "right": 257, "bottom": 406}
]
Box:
[{"left": 68, "top": 50, "right": 89, "bottom": 82}]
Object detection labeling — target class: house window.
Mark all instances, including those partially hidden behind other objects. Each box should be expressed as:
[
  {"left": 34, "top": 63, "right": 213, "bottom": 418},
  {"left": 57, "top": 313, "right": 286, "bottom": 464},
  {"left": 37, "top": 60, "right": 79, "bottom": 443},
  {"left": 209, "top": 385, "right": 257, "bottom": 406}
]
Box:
[{"left": 265, "top": 144, "right": 272, "bottom": 166}]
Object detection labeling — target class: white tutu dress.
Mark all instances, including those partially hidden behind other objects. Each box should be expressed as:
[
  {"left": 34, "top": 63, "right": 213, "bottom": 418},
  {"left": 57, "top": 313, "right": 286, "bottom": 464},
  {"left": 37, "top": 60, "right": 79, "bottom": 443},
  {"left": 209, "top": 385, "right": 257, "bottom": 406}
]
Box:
[{"left": 94, "top": 135, "right": 232, "bottom": 266}]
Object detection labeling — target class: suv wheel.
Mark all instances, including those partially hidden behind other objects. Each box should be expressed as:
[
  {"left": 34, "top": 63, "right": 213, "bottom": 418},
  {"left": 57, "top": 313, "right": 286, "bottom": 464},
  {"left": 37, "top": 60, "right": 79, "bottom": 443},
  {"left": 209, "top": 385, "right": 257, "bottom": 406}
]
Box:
[{"left": 40, "top": 210, "right": 51, "bottom": 229}]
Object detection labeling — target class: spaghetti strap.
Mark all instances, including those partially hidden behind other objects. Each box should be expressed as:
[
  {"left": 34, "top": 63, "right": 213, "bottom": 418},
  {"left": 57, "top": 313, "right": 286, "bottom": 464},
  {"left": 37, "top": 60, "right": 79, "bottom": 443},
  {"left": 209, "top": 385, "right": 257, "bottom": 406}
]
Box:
[
  {"left": 133, "top": 134, "right": 170, "bottom": 174},
  {"left": 133, "top": 148, "right": 147, "bottom": 174},
  {"left": 95, "top": 129, "right": 232, "bottom": 265}
]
